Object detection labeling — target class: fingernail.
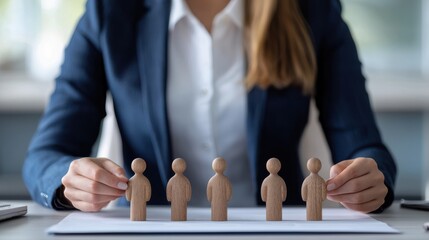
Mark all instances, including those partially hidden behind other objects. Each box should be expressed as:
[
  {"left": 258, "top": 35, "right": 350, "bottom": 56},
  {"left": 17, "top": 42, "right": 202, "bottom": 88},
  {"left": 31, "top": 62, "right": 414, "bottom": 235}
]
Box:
[
  {"left": 117, "top": 182, "right": 128, "bottom": 190},
  {"left": 327, "top": 183, "right": 336, "bottom": 191}
]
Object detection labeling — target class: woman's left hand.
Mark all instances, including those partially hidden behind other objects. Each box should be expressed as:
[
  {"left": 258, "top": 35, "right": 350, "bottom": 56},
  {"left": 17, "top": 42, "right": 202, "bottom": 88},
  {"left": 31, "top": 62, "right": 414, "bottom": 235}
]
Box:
[{"left": 325, "top": 158, "right": 388, "bottom": 213}]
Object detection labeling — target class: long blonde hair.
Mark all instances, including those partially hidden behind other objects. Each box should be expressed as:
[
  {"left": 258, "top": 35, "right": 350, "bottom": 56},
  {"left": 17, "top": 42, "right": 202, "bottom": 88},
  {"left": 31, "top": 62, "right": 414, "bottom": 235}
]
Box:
[{"left": 245, "top": 0, "right": 316, "bottom": 94}]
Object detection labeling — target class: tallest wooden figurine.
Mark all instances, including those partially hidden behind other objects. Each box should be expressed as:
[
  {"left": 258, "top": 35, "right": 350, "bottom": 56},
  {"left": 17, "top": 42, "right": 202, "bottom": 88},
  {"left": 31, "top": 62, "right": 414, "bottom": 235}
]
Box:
[{"left": 301, "top": 157, "right": 327, "bottom": 221}]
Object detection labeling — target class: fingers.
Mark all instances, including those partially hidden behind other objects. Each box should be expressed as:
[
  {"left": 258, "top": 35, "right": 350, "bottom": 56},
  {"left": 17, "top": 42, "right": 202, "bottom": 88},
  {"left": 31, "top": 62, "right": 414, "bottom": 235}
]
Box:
[
  {"left": 329, "top": 159, "right": 352, "bottom": 178},
  {"left": 328, "top": 170, "right": 384, "bottom": 196},
  {"left": 62, "top": 157, "right": 128, "bottom": 212},
  {"left": 326, "top": 158, "right": 388, "bottom": 213},
  {"left": 326, "top": 158, "right": 375, "bottom": 191},
  {"left": 70, "top": 158, "right": 128, "bottom": 190},
  {"left": 62, "top": 174, "right": 125, "bottom": 196},
  {"left": 327, "top": 175, "right": 388, "bottom": 212},
  {"left": 98, "top": 159, "right": 128, "bottom": 180},
  {"left": 327, "top": 184, "right": 387, "bottom": 204},
  {"left": 64, "top": 187, "right": 121, "bottom": 204}
]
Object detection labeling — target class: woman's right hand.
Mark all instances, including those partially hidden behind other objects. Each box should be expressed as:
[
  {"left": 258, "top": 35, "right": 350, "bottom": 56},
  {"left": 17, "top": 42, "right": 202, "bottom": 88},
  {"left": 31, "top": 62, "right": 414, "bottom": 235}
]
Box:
[{"left": 61, "top": 157, "right": 129, "bottom": 212}]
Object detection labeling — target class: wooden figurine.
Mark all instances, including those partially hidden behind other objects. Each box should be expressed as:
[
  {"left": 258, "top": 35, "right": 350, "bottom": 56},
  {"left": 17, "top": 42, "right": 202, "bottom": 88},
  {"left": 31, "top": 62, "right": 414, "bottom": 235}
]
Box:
[
  {"left": 261, "top": 158, "right": 287, "bottom": 221},
  {"left": 166, "top": 158, "right": 192, "bottom": 221},
  {"left": 301, "top": 157, "right": 327, "bottom": 221},
  {"left": 207, "top": 157, "right": 232, "bottom": 221},
  {"left": 125, "top": 158, "right": 151, "bottom": 221}
]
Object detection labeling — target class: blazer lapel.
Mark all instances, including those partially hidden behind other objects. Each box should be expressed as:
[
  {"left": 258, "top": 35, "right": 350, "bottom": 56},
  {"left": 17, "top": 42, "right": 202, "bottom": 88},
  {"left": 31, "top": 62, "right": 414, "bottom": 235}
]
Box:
[
  {"left": 247, "top": 87, "right": 267, "bottom": 185},
  {"left": 136, "top": 0, "right": 172, "bottom": 186}
]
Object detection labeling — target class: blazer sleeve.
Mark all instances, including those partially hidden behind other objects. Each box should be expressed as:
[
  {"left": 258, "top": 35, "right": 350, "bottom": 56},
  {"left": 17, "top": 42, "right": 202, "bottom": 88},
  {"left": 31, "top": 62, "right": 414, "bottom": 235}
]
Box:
[
  {"left": 22, "top": 1, "right": 107, "bottom": 209},
  {"left": 314, "top": 0, "right": 397, "bottom": 211}
]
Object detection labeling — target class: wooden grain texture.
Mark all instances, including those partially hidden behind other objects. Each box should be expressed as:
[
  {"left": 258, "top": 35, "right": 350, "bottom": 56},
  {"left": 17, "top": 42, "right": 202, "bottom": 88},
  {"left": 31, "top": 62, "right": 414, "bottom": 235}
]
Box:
[
  {"left": 125, "top": 158, "right": 151, "bottom": 221},
  {"left": 207, "top": 157, "right": 232, "bottom": 221},
  {"left": 166, "top": 158, "right": 192, "bottom": 221},
  {"left": 261, "top": 158, "right": 287, "bottom": 221},
  {"left": 301, "top": 157, "right": 327, "bottom": 221}
]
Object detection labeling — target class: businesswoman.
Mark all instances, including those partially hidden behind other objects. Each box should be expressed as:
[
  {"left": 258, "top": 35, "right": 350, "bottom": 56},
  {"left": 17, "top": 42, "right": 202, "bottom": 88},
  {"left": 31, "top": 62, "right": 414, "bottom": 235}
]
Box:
[{"left": 23, "top": 0, "right": 396, "bottom": 213}]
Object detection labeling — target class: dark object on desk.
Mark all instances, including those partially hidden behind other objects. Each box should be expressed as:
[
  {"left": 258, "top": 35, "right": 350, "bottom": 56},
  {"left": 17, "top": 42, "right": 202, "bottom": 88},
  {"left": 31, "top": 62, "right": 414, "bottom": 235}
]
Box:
[
  {"left": 400, "top": 199, "right": 429, "bottom": 211},
  {"left": 0, "top": 204, "right": 27, "bottom": 221}
]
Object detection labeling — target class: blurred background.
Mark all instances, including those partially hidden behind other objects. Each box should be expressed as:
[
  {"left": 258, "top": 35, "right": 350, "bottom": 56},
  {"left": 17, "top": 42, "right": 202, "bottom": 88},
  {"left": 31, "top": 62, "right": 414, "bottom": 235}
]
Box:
[{"left": 0, "top": 0, "right": 428, "bottom": 202}]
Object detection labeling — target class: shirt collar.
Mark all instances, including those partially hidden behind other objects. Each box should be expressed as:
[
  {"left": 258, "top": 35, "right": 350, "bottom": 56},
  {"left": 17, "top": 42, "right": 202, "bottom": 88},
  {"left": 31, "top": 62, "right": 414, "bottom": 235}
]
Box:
[
  {"left": 221, "top": 0, "right": 244, "bottom": 29},
  {"left": 169, "top": 0, "right": 244, "bottom": 31},
  {"left": 169, "top": 0, "right": 188, "bottom": 31}
]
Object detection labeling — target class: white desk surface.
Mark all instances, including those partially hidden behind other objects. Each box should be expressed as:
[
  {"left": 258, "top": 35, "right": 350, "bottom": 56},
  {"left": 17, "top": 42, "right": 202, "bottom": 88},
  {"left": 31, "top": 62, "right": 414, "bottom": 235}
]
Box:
[{"left": 0, "top": 201, "right": 428, "bottom": 240}]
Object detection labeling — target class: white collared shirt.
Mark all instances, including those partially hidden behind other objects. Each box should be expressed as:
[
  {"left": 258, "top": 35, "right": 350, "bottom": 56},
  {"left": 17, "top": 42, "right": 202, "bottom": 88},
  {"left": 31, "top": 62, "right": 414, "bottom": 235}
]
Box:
[{"left": 167, "top": 0, "right": 255, "bottom": 207}]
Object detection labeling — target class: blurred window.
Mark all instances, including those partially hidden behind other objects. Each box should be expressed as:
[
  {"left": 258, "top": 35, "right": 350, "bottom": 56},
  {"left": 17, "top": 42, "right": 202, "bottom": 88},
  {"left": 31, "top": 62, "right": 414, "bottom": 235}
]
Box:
[
  {"left": 0, "top": 0, "right": 85, "bottom": 82},
  {"left": 0, "top": 0, "right": 427, "bottom": 82},
  {"left": 342, "top": 0, "right": 427, "bottom": 80}
]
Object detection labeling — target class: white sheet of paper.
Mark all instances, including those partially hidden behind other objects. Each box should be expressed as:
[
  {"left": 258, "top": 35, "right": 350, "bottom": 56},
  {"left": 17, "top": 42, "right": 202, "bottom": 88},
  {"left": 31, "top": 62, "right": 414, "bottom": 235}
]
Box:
[{"left": 46, "top": 207, "right": 399, "bottom": 234}]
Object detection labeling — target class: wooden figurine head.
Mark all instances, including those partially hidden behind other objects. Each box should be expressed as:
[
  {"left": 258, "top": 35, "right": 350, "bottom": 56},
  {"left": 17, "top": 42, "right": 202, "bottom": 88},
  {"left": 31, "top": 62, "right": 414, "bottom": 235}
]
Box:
[
  {"left": 212, "top": 157, "right": 226, "bottom": 174},
  {"left": 131, "top": 158, "right": 146, "bottom": 174},
  {"left": 307, "top": 157, "right": 321, "bottom": 174},
  {"left": 266, "top": 158, "right": 281, "bottom": 174},
  {"left": 172, "top": 158, "right": 186, "bottom": 174}
]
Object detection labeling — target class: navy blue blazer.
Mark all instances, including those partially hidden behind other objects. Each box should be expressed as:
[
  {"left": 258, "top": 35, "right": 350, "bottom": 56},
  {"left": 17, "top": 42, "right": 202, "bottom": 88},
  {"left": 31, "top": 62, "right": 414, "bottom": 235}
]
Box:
[{"left": 23, "top": 0, "right": 396, "bottom": 210}]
